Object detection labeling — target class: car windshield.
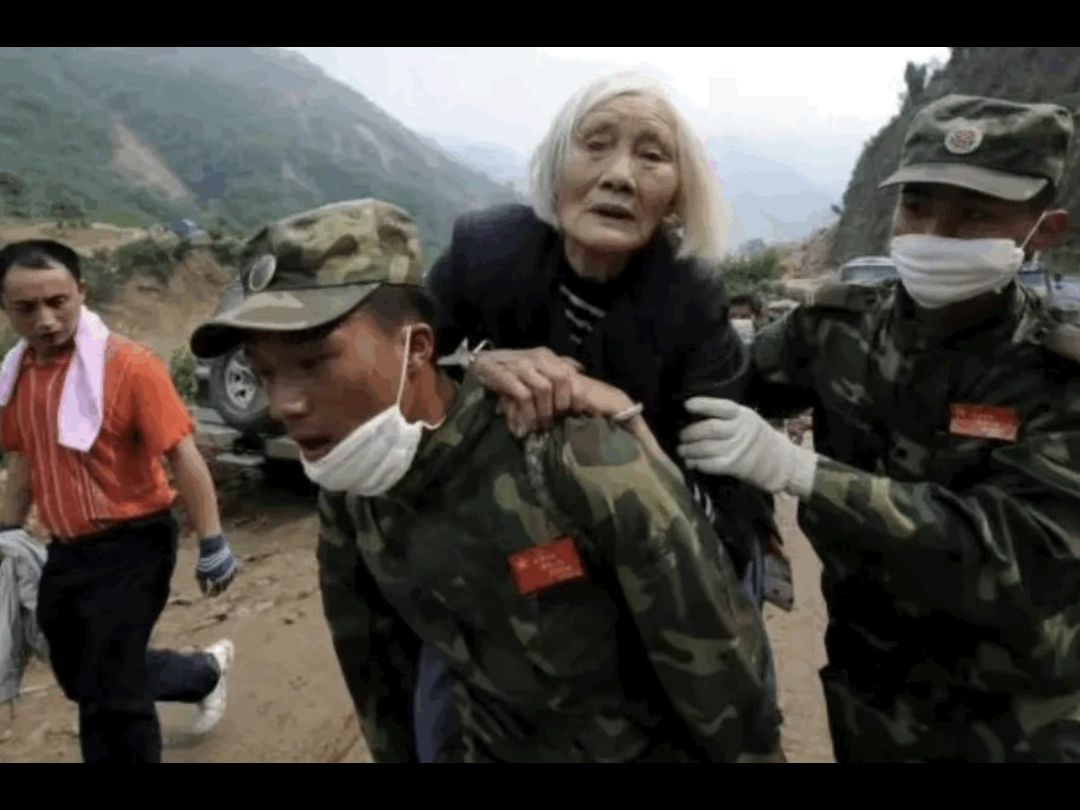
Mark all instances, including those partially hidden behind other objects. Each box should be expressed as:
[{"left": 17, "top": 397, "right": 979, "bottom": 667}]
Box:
[{"left": 841, "top": 264, "right": 897, "bottom": 281}]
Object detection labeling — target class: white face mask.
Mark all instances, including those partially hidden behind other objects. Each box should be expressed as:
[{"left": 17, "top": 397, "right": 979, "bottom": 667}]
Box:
[
  {"left": 889, "top": 212, "right": 1048, "bottom": 309},
  {"left": 299, "top": 326, "right": 442, "bottom": 495}
]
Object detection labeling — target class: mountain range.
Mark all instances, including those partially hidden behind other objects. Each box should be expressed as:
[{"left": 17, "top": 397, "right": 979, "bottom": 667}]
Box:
[
  {"left": 0, "top": 46, "right": 843, "bottom": 264},
  {"left": 0, "top": 47, "right": 517, "bottom": 266}
]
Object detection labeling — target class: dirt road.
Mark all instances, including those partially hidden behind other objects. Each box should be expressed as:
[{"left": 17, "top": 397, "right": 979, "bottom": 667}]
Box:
[
  {"left": 0, "top": 220, "right": 153, "bottom": 253},
  {"left": 0, "top": 471, "right": 834, "bottom": 763},
  {"left": 766, "top": 492, "right": 834, "bottom": 762}
]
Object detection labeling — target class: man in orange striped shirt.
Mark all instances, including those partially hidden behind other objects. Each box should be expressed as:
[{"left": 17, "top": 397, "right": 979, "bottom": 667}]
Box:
[{"left": 0, "top": 239, "right": 239, "bottom": 763}]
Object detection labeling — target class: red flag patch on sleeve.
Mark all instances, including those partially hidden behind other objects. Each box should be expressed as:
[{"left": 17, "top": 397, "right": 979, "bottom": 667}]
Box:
[
  {"left": 507, "top": 537, "right": 586, "bottom": 595},
  {"left": 949, "top": 404, "right": 1020, "bottom": 442}
]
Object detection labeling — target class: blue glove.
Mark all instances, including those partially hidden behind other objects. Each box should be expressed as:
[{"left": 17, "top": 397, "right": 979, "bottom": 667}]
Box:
[{"left": 196, "top": 534, "right": 239, "bottom": 596}]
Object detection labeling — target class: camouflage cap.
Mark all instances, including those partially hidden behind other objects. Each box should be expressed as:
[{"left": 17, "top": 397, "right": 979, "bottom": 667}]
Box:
[
  {"left": 879, "top": 94, "right": 1075, "bottom": 201},
  {"left": 189, "top": 198, "right": 424, "bottom": 359}
]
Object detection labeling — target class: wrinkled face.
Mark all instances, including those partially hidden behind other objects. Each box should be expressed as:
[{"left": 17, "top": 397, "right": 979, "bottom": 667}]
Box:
[
  {"left": 893, "top": 183, "right": 1055, "bottom": 252},
  {"left": 556, "top": 93, "right": 680, "bottom": 257},
  {"left": 1, "top": 263, "right": 86, "bottom": 358},
  {"left": 245, "top": 309, "right": 408, "bottom": 462}
]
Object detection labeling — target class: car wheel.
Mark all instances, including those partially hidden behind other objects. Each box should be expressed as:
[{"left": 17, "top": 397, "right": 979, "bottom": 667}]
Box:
[{"left": 207, "top": 345, "right": 279, "bottom": 434}]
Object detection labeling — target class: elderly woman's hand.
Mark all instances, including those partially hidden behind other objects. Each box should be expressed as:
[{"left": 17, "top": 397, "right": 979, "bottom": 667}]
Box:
[
  {"left": 568, "top": 375, "right": 684, "bottom": 484},
  {"left": 471, "top": 347, "right": 585, "bottom": 433},
  {"left": 488, "top": 361, "right": 686, "bottom": 485}
]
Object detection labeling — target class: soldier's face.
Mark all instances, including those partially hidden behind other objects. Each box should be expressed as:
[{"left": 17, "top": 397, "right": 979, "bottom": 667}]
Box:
[
  {"left": 245, "top": 309, "right": 407, "bottom": 462},
  {"left": 893, "top": 183, "right": 1066, "bottom": 253}
]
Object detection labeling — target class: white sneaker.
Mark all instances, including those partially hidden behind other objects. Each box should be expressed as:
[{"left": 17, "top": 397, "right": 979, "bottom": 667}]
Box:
[{"left": 190, "top": 639, "right": 234, "bottom": 735}]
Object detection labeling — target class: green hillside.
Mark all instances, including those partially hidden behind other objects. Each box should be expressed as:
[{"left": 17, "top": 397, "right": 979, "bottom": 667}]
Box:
[
  {"left": 0, "top": 47, "right": 518, "bottom": 267},
  {"left": 831, "top": 47, "right": 1080, "bottom": 274}
]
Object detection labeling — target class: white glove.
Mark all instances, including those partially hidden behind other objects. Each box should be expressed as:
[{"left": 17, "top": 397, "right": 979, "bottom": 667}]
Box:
[{"left": 677, "top": 397, "right": 818, "bottom": 499}]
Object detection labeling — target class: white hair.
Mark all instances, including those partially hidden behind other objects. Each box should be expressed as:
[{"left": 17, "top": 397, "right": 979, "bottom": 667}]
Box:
[{"left": 528, "top": 71, "right": 729, "bottom": 265}]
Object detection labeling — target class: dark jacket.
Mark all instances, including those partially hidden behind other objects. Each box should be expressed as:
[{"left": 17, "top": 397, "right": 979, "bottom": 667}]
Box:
[{"left": 424, "top": 203, "right": 776, "bottom": 574}]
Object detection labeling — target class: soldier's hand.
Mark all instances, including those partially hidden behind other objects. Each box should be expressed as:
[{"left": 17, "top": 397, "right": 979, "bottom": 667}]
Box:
[
  {"left": 677, "top": 397, "right": 818, "bottom": 499},
  {"left": 472, "top": 348, "right": 584, "bottom": 435}
]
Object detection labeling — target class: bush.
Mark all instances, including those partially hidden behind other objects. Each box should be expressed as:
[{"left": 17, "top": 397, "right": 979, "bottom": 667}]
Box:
[
  {"left": 720, "top": 247, "right": 784, "bottom": 298},
  {"left": 78, "top": 238, "right": 182, "bottom": 306},
  {"left": 208, "top": 238, "right": 241, "bottom": 268},
  {"left": 113, "top": 238, "right": 177, "bottom": 285},
  {"left": 169, "top": 346, "right": 198, "bottom": 403},
  {"left": 80, "top": 249, "right": 119, "bottom": 307}
]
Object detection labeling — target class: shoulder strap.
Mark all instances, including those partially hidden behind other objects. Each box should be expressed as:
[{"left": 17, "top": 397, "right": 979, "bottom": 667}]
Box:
[{"left": 803, "top": 281, "right": 881, "bottom": 312}]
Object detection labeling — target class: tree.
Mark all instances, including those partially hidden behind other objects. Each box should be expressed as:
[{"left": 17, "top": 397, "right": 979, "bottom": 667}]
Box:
[
  {"left": 720, "top": 247, "right": 783, "bottom": 298},
  {"left": 0, "top": 173, "right": 29, "bottom": 218},
  {"left": 903, "top": 61, "right": 928, "bottom": 107},
  {"left": 49, "top": 198, "right": 86, "bottom": 230}
]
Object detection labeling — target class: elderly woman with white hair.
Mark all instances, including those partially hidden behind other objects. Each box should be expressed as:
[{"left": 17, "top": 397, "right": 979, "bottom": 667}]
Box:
[{"left": 420, "top": 72, "right": 783, "bottom": 763}]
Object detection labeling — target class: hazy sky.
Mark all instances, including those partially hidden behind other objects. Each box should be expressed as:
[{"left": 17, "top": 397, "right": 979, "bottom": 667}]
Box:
[{"left": 284, "top": 47, "right": 950, "bottom": 190}]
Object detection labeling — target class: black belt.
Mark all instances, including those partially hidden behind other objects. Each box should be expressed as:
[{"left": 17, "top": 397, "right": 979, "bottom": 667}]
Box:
[{"left": 52, "top": 508, "right": 176, "bottom": 545}]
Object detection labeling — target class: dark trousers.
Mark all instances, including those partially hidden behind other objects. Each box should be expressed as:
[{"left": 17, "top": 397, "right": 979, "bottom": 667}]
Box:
[
  {"left": 36, "top": 510, "right": 220, "bottom": 763},
  {"left": 413, "top": 643, "right": 462, "bottom": 764},
  {"left": 741, "top": 538, "right": 778, "bottom": 699}
]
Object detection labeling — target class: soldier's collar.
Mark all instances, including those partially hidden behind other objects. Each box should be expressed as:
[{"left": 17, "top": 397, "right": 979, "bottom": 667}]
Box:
[{"left": 891, "top": 281, "right": 1025, "bottom": 350}]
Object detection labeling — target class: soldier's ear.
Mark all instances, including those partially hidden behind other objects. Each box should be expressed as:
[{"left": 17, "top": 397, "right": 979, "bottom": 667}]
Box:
[
  {"left": 1031, "top": 209, "right": 1070, "bottom": 253},
  {"left": 406, "top": 322, "right": 436, "bottom": 374}
]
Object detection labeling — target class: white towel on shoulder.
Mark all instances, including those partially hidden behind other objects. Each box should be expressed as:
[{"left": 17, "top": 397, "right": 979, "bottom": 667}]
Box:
[{"left": 0, "top": 306, "right": 109, "bottom": 452}]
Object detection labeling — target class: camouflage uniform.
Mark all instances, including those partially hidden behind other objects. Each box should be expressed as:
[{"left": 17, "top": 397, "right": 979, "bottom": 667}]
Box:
[
  {"left": 318, "top": 375, "right": 783, "bottom": 762},
  {"left": 749, "top": 96, "right": 1080, "bottom": 762},
  {"left": 190, "top": 199, "right": 784, "bottom": 763}
]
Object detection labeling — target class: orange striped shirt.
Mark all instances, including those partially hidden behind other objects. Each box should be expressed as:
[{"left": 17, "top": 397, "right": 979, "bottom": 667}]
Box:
[{"left": 0, "top": 334, "right": 194, "bottom": 540}]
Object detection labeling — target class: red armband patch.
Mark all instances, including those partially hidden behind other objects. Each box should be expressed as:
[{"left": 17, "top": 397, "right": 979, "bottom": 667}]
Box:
[
  {"left": 949, "top": 404, "right": 1020, "bottom": 442},
  {"left": 507, "top": 537, "right": 586, "bottom": 595}
]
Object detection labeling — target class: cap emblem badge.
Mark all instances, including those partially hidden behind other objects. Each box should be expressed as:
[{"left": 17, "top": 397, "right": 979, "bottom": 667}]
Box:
[
  {"left": 246, "top": 254, "right": 277, "bottom": 293},
  {"left": 944, "top": 125, "right": 983, "bottom": 155}
]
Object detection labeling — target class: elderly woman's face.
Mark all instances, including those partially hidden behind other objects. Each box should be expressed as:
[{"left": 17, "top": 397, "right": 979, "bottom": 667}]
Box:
[{"left": 557, "top": 94, "right": 679, "bottom": 257}]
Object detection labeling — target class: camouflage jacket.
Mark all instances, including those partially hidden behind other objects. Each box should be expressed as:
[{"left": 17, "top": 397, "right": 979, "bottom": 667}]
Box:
[
  {"left": 750, "top": 279, "right": 1080, "bottom": 752},
  {"left": 317, "top": 374, "right": 782, "bottom": 763}
]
